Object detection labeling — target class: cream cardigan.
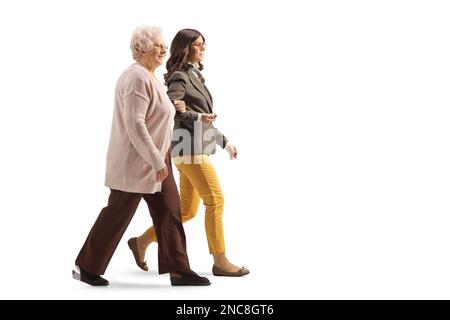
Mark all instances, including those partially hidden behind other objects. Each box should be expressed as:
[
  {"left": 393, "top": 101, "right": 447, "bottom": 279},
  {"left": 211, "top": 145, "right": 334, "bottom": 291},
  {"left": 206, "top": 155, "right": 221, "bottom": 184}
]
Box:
[{"left": 104, "top": 63, "right": 175, "bottom": 193}]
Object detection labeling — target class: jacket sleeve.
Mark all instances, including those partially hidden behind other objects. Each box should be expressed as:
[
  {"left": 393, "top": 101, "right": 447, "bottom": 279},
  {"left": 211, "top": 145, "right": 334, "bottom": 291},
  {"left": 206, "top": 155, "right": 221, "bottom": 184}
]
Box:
[
  {"left": 122, "top": 76, "right": 166, "bottom": 171},
  {"left": 167, "top": 71, "right": 200, "bottom": 122},
  {"left": 213, "top": 127, "right": 228, "bottom": 149}
]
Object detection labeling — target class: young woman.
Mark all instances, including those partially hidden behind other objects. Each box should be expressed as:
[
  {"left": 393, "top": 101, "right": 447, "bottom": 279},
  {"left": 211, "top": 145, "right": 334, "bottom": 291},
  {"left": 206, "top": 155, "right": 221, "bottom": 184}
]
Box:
[{"left": 128, "top": 29, "right": 249, "bottom": 277}]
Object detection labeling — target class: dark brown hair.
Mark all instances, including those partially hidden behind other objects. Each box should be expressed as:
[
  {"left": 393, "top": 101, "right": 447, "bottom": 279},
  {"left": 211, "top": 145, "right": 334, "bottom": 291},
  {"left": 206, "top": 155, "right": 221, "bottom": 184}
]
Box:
[{"left": 164, "top": 28, "right": 205, "bottom": 83}]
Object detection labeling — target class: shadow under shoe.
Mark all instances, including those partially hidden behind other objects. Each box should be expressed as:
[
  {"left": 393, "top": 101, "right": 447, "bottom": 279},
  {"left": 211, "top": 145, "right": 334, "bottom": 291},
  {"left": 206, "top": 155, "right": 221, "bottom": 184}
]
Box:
[
  {"left": 72, "top": 267, "right": 109, "bottom": 286},
  {"left": 170, "top": 269, "right": 211, "bottom": 286}
]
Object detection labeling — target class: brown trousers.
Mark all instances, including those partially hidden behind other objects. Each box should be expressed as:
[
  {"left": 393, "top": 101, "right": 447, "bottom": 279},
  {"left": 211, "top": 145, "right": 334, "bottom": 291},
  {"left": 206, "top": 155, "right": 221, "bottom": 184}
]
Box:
[{"left": 75, "top": 155, "right": 190, "bottom": 275}]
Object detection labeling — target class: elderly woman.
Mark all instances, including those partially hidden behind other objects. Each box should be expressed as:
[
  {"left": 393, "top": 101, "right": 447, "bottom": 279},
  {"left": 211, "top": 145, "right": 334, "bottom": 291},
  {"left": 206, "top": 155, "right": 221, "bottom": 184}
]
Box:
[
  {"left": 128, "top": 29, "right": 249, "bottom": 277},
  {"left": 72, "top": 26, "right": 210, "bottom": 286}
]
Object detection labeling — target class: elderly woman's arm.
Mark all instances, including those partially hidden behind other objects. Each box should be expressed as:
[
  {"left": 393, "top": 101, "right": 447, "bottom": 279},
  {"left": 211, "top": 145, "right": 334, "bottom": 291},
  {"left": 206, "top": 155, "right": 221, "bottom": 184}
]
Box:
[
  {"left": 123, "top": 77, "right": 166, "bottom": 171},
  {"left": 167, "top": 72, "right": 200, "bottom": 122}
]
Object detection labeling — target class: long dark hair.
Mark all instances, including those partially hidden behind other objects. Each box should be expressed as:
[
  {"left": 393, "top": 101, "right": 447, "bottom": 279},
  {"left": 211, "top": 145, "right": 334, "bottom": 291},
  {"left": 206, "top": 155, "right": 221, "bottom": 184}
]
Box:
[{"left": 164, "top": 28, "right": 205, "bottom": 83}]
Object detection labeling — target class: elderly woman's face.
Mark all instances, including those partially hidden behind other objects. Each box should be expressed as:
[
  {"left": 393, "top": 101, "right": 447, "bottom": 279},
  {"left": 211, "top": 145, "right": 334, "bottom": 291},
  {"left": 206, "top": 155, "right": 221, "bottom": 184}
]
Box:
[
  {"left": 148, "top": 36, "right": 168, "bottom": 66},
  {"left": 188, "top": 36, "right": 205, "bottom": 63}
]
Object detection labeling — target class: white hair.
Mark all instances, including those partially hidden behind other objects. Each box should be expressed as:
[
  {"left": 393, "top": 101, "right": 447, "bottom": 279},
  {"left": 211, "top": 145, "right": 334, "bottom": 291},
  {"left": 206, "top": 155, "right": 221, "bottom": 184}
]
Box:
[{"left": 130, "top": 25, "right": 163, "bottom": 60}]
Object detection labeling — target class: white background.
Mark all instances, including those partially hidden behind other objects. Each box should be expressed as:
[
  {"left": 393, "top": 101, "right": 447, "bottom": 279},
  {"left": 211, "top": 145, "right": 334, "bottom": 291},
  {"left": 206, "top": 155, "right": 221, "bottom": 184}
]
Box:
[{"left": 0, "top": 0, "right": 449, "bottom": 299}]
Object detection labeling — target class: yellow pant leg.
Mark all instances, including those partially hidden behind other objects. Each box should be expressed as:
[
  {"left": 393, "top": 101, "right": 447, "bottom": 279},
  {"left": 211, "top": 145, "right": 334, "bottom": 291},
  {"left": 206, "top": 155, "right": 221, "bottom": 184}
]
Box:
[
  {"left": 146, "top": 160, "right": 201, "bottom": 242},
  {"left": 175, "top": 155, "right": 225, "bottom": 254}
]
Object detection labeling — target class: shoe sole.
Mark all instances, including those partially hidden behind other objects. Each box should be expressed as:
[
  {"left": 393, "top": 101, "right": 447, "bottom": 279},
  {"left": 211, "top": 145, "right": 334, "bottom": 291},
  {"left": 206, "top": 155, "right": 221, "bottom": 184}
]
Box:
[
  {"left": 170, "top": 278, "right": 211, "bottom": 286},
  {"left": 213, "top": 271, "right": 250, "bottom": 277},
  {"left": 171, "top": 282, "right": 211, "bottom": 286}
]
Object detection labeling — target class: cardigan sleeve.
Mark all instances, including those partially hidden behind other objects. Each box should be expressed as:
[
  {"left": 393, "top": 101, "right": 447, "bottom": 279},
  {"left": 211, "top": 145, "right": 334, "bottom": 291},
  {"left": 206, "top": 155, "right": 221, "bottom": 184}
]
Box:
[
  {"left": 122, "top": 76, "right": 166, "bottom": 171},
  {"left": 167, "top": 71, "right": 200, "bottom": 122}
]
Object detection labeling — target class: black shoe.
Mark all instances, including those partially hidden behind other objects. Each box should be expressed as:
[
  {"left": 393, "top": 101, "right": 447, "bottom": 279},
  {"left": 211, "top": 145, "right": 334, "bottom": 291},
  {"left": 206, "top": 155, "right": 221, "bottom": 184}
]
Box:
[
  {"left": 72, "top": 266, "right": 109, "bottom": 286},
  {"left": 170, "top": 269, "right": 211, "bottom": 286}
]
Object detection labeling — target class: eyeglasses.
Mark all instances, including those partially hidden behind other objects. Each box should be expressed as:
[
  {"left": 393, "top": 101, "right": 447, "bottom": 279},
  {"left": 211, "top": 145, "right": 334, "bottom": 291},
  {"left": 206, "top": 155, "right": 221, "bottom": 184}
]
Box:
[
  {"left": 154, "top": 43, "right": 168, "bottom": 50},
  {"left": 190, "top": 42, "right": 206, "bottom": 49}
]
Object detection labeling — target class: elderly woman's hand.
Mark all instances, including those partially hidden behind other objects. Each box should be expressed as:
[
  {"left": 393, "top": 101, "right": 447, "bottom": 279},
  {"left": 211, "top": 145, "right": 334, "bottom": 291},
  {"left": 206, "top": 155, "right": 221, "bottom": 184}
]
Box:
[
  {"left": 173, "top": 100, "right": 186, "bottom": 113},
  {"left": 156, "top": 166, "right": 168, "bottom": 182}
]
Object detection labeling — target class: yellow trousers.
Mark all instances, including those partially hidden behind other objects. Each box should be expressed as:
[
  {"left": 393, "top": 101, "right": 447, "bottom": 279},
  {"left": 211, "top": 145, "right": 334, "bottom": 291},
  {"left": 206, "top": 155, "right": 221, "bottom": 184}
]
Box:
[{"left": 146, "top": 155, "right": 225, "bottom": 254}]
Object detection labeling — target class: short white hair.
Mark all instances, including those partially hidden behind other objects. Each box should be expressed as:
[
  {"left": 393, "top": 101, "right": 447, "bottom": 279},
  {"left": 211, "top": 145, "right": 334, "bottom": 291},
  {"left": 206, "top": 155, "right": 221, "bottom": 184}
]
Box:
[{"left": 130, "top": 25, "right": 162, "bottom": 60}]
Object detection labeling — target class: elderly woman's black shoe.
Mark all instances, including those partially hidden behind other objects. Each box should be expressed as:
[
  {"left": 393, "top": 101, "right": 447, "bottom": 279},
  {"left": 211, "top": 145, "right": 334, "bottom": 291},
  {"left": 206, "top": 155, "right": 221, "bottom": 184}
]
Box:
[
  {"left": 72, "top": 266, "right": 109, "bottom": 286},
  {"left": 170, "top": 269, "right": 211, "bottom": 286}
]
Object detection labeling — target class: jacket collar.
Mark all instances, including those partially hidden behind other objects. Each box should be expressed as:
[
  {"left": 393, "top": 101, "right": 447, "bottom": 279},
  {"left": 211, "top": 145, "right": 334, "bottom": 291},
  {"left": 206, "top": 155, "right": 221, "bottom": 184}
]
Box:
[{"left": 187, "top": 65, "right": 213, "bottom": 112}]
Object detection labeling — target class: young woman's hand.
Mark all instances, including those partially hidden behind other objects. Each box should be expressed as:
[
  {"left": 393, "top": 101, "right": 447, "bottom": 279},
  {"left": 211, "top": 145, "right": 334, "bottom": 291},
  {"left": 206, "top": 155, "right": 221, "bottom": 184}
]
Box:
[
  {"left": 225, "top": 143, "right": 238, "bottom": 160},
  {"left": 201, "top": 113, "right": 217, "bottom": 124},
  {"left": 173, "top": 100, "right": 186, "bottom": 113}
]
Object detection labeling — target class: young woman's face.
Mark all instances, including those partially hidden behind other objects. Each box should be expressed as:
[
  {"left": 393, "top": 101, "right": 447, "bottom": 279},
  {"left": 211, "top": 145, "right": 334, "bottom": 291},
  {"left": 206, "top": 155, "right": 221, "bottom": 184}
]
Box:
[{"left": 188, "top": 36, "right": 205, "bottom": 63}]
